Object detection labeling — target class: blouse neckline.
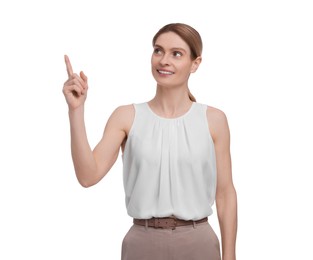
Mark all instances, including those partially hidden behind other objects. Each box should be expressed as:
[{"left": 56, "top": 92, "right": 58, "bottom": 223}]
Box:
[{"left": 145, "top": 102, "right": 196, "bottom": 120}]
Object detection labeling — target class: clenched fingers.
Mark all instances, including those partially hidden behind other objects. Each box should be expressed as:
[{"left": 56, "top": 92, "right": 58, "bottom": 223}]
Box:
[
  {"left": 64, "top": 73, "right": 88, "bottom": 94},
  {"left": 63, "top": 83, "right": 86, "bottom": 97},
  {"left": 71, "top": 73, "right": 87, "bottom": 88}
]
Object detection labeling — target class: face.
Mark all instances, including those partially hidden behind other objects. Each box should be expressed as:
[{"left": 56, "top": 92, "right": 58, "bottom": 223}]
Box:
[{"left": 151, "top": 32, "right": 201, "bottom": 88}]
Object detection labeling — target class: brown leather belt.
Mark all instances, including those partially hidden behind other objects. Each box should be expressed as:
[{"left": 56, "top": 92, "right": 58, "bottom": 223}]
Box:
[{"left": 133, "top": 217, "right": 208, "bottom": 229}]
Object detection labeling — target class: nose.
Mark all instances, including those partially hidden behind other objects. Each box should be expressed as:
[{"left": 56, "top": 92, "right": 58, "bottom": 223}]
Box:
[{"left": 159, "top": 53, "right": 170, "bottom": 66}]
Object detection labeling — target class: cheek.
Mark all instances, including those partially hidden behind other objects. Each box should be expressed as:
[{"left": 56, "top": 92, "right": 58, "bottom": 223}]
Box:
[
  {"left": 151, "top": 58, "right": 157, "bottom": 69},
  {"left": 151, "top": 62, "right": 159, "bottom": 80},
  {"left": 177, "top": 63, "right": 193, "bottom": 75},
  {"left": 151, "top": 55, "right": 159, "bottom": 67}
]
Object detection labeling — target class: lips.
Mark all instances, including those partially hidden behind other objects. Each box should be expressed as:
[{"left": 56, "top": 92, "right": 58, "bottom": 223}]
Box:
[{"left": 157, "top": 69, "right": 174, "bottom": 75}]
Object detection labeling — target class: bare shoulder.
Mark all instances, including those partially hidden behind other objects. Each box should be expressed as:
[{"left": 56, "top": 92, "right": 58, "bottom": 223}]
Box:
[
  {"left": 108, "top": 104, "right": 135, "bottom": 135},
  {"left": 206, "top": 105, "right": 228, "bottom": 123},
  {"left": 112, "top": 104, "right": 135, "bottom": 117},
  {"left": 206, "top": 105, "right": 230, "bottom": 141}
]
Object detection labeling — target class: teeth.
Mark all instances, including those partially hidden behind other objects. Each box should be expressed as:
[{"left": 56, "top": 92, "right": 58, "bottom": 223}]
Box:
[{"left": 158, "top": 70, "right": 173, "bottom": 75}]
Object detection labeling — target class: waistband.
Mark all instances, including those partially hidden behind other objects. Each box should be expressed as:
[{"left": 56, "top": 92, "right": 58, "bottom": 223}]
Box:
[{"left": 133, "top": 217, "right": 208, "bottom": 229}]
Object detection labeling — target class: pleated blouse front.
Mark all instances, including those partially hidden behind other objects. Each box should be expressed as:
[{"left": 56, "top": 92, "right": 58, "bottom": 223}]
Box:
[{"left": 122, "top": 102, "right": 217, "bottom": 221}]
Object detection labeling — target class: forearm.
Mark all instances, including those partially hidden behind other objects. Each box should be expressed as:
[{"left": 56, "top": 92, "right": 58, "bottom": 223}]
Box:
[
  {"left": 216, "top": 188, "right": 237, "bottom": 260},
  {"left": 69, "top": 106, "right": 97, "bottom": 187}
]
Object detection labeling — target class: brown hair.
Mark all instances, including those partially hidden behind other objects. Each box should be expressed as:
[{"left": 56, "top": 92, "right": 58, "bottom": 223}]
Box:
[{"left": 152, "top": 23, "right": 203, "bottom": 102}]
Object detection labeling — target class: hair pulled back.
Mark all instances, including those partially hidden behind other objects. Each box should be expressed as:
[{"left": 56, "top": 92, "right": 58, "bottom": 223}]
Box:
[{"left": 152, "top": 23, "right": 203, "bottom": 102}]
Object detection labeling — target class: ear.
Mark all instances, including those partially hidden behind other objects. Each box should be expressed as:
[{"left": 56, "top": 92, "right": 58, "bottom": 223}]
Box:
[{"left": 190, "top": 56, "right": 202, "bottom": 73}]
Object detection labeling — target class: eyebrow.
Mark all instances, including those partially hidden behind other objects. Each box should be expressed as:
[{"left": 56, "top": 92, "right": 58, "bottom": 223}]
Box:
[{"left": 154, "top": 44, "right": 187, "bottom": 53}]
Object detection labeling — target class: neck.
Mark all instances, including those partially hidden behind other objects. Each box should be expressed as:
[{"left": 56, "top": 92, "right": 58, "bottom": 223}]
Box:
[{"left": 148, "top": 85, "right": 193, "bottom": 117}]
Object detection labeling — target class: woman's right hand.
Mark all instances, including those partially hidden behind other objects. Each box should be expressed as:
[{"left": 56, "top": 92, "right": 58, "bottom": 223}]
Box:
[{"left": 62, "top": 55, "right": 89, "bottom": 110}]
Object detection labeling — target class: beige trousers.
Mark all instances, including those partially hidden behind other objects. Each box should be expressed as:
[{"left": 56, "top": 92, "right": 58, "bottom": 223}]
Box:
[{"left": 121, "top": 222, "right": 221, "bottom": 260}]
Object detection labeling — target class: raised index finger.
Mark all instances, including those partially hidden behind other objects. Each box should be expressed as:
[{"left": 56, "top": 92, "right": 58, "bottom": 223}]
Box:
[{"left": 64, "top": 54, "right": 73, "bottom": 77}]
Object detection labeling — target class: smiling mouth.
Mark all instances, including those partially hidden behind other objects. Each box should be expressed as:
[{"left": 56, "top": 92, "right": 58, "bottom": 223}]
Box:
[{"left": 157, "top": 70, "right": 174, "bottom": 75}]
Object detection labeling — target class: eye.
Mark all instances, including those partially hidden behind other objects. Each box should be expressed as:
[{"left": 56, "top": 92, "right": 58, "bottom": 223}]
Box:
[
  {"left": 153, "top": 48, "right": 162, "bottom": 55},
  {"left": 173, "top": 51, "right": 183, "bottom": 57}
]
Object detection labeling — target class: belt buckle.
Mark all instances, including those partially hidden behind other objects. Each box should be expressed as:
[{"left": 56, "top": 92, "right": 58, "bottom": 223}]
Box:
[
  {"left": 153, "top": 217, "right": 177, "bottom": 229},
  {"left": 169, "top": 216, "right": 178, "bottom": 230}
]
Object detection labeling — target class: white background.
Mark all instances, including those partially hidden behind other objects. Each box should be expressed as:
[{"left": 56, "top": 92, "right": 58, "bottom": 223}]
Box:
[{"left": 0, "top": 0, "right": 312, "bottom": 259}]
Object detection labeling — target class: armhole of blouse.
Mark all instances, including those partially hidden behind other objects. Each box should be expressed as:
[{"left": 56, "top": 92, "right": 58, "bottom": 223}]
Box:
[
  {"left": 127, "top": 103, "right": 137, "bottom": 138},
  {"left": 205, "top": 105, "right": 215, "bottom": 144},
  {"left": 122, "top": 103, "right": 137, "bottom": 157}
]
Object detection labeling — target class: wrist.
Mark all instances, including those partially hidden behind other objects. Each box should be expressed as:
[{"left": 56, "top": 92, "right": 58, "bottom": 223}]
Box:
[
  {"left": 68, "top": 105, "right": 84, "bottom": 115},
  {"left": 68, "top": 106, "right": 85, "bottom": 125},
  {"left": 222, "top": 252, "right": 236, "bottom": 260}
]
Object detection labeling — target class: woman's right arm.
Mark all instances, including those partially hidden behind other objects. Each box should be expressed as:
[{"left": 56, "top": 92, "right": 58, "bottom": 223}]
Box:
[{"left": 63, "top": 55, "right": 129, "bottom": 187}]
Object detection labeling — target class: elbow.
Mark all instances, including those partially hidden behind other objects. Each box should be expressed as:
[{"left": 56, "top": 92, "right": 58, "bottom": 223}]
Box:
[
  {"left": 77, "top": 176, "right": 98, "bottom": 188},
  {"left": 216, "top": 186, "right": 237, "bottom": 207},
  {"left": 75, "top": 169, "right": 103, "bottom": 188},
  {"left": 79, "top": 180, "right": 94, "bottom": 188}
]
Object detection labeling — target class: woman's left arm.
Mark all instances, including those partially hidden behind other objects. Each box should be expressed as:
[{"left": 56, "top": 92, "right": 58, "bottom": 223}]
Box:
[{"left": 207, "top": 107, "right": 237, "bottom": 260}]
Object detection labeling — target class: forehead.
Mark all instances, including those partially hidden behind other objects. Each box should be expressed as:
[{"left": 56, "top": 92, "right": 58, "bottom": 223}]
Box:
[{"left": 154, "top": 32, "right": 190, "bottom": 52}]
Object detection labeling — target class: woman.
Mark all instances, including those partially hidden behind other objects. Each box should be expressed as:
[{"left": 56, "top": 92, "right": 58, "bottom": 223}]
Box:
[{"left": 63, "top": 23, "right": 237, "bottom": 260}]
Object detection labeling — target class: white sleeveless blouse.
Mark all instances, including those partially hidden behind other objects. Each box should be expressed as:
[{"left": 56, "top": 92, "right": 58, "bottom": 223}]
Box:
[{"left": 122, "top": 102, "right": 217, "bottom": 221}]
